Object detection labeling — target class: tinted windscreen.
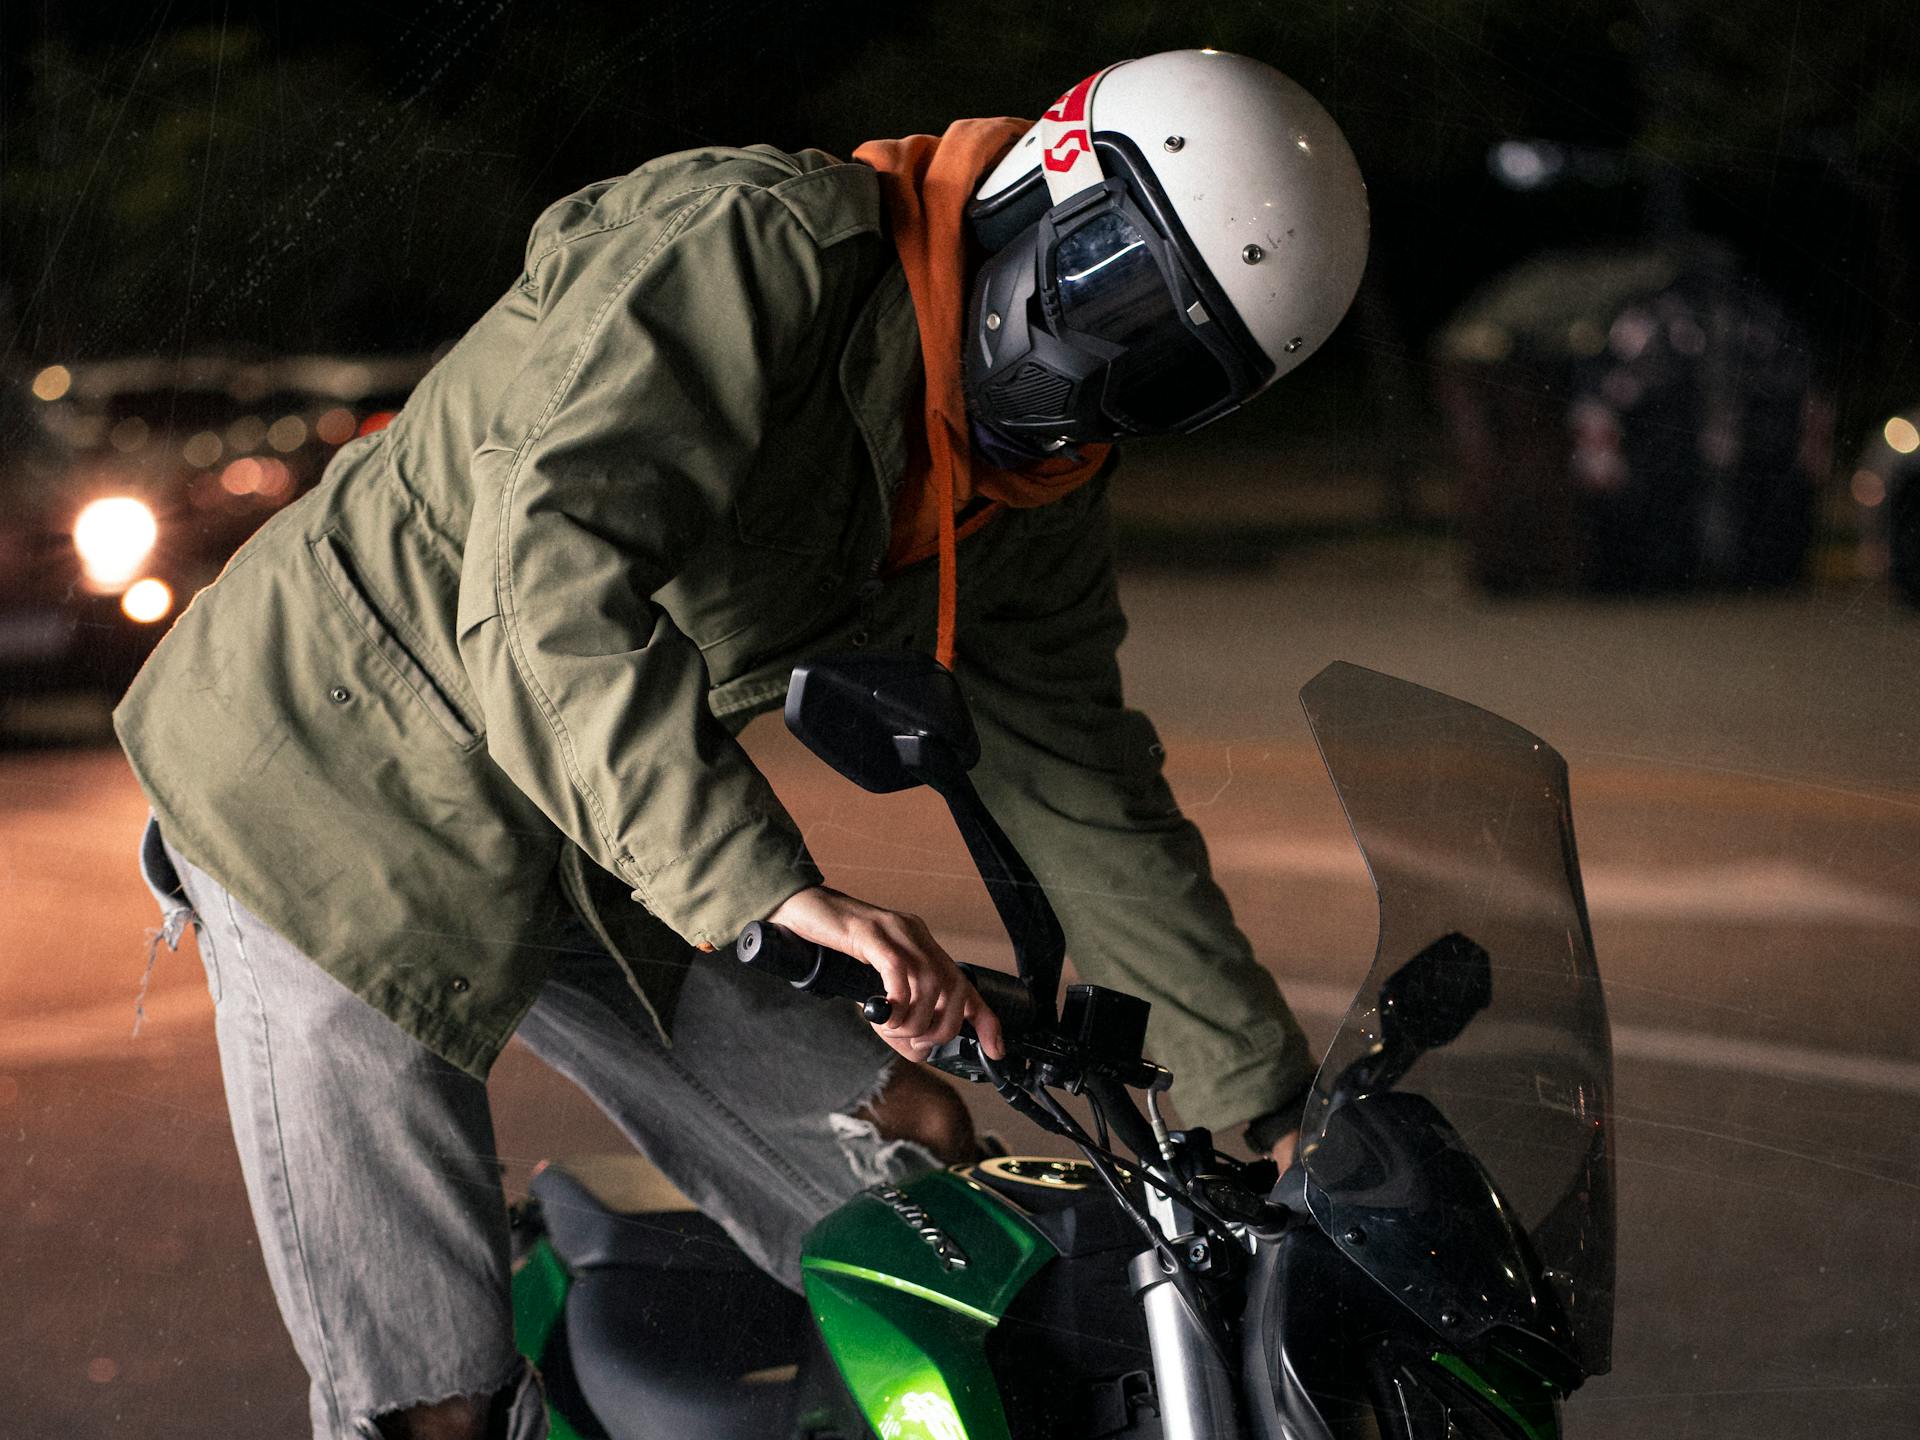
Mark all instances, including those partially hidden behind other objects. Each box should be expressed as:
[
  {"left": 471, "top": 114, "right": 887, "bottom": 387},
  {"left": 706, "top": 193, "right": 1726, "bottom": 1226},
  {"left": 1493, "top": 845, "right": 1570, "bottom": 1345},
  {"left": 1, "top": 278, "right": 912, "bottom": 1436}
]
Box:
[{"left": 1298, "top": 663, "right": 1615, "bottom": 1377}]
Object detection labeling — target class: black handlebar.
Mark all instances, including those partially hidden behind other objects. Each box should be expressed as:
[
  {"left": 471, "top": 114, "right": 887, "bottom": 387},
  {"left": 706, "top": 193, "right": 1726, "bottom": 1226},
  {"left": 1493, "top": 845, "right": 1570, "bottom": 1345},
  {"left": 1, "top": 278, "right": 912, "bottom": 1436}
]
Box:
[
  {"left": 734, "top": 922, "right": 894, "bottom": 1023},
  {"left": 734, "top": 921, "right": 1041, "bottom": 1038}
]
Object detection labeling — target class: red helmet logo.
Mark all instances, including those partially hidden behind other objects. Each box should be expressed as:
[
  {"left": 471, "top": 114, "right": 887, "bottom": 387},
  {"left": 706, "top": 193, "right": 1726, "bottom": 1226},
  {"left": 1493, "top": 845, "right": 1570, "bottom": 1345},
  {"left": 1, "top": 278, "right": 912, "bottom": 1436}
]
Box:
[
  {"left": 1043, "top": 72, "right": 1098, "bottom": 125},
  {"left": 1043, "top": 129, "right": 1092, "bottom": 173}
]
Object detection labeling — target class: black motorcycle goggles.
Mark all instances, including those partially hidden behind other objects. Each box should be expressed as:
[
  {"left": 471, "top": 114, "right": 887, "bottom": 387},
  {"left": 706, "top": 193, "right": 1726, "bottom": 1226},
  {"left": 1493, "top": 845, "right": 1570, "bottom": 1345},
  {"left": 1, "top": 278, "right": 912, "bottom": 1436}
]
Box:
[{"left": 1040, "top": 165, "right": 1272, "bottom": 436}]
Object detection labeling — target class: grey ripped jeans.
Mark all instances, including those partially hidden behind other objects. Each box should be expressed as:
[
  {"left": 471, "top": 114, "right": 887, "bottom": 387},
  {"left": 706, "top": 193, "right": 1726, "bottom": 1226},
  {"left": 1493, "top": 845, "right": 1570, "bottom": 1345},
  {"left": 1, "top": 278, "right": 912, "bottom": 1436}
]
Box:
[{"left": 139, "top": 818, "right": 927, "bottom": 1440}]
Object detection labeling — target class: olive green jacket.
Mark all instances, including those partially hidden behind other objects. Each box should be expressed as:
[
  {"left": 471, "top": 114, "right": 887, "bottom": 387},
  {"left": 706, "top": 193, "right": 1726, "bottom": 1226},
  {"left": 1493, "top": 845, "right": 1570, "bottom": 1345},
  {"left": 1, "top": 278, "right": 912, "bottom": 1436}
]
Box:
[{"left": 114, "top": 145, "right": 1313, "bottom": 1132}]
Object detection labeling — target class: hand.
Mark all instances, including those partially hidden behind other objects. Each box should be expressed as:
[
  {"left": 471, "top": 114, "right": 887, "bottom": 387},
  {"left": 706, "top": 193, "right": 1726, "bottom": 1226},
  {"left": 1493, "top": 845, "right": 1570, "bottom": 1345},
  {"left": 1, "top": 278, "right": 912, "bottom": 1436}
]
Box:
[
  {"left": 1269, "top": 1129, "right": 1299, "bottom": 1172},
  {"left": 766, "top": 886, "right": 1006, "bottom": 1065}
]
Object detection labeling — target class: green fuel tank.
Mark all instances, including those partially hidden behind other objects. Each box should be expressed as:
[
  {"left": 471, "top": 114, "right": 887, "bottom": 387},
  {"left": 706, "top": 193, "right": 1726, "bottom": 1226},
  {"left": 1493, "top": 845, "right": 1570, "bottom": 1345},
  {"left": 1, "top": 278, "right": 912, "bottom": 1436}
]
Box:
[{"left": 800, "top": 1165, "right": 1063, "bottom": 1440}]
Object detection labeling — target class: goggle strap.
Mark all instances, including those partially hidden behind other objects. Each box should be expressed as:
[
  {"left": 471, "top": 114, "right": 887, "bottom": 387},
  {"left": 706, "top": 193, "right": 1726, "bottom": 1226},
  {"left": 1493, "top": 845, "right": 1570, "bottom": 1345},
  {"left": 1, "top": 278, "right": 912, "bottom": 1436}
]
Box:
[{"left": 1036, "top": 68, "right": 1113, "bottom": 207}]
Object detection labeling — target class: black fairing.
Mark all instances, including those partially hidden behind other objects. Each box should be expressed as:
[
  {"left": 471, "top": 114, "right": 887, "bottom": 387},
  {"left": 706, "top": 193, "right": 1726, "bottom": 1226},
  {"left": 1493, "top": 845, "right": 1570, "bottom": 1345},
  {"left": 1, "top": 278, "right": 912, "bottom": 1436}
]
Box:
[
  {"left": 1302, "top": 1092, "right": 1578, "bottom": 1374},
  {"left": 972, "top": 1162, "right": 1162, "bottom": 1439},
  {"left": 1242, "top": 1223, "right": 1554, "bottom": 1440},
  {"left": 1244, "top": 1223, "right": 1407, "bottom": 1440}
]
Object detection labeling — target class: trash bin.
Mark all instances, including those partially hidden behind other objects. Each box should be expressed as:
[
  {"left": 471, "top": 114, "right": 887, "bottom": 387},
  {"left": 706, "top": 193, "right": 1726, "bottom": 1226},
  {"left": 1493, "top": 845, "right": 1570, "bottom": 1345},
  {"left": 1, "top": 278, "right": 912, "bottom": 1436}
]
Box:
[{"left": 1437, "top": 243, "right": 1822, "bottom": 594}]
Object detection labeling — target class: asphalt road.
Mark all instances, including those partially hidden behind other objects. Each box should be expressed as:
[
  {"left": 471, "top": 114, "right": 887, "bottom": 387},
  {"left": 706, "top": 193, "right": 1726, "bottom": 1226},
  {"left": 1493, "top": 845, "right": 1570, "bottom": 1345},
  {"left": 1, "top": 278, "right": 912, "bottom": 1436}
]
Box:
[{"left": 5, "top": 539, "right": 1918, "bottom": 1437}]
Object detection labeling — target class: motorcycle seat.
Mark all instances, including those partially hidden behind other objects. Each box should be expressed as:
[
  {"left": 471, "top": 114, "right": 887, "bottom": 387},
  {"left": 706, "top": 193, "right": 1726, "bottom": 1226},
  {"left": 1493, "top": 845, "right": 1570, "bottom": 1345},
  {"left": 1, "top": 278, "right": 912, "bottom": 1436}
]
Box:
[
  {"left": 531, "top": 1161, "right": 766, "bottom": 1275},
  {"left": 529, "top": 1160, "right": 808, "bottom": 1440}
]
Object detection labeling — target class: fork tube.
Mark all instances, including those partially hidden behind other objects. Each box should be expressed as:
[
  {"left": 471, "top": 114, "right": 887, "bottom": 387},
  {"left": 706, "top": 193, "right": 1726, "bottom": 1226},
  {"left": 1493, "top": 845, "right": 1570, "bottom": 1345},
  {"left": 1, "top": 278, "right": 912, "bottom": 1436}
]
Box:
[{"left": 1129, "top": 1250, "right": 1243, "bottom": 1440}]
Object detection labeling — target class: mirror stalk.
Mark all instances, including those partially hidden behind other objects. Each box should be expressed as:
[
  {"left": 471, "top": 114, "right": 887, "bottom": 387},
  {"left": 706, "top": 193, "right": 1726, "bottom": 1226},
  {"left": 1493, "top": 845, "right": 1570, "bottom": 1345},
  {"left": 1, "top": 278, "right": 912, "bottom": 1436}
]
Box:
[{"left": 897, "top": 735, "right": 1066, "bottom": 1028}]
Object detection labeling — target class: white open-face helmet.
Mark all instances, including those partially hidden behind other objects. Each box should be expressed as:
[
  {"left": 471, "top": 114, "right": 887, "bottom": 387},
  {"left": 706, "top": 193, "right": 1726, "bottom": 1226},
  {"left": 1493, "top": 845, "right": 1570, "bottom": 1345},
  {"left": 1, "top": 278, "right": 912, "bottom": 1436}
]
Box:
[{"left": 965, "top": 50, "right": 1369, "bottom": 450}]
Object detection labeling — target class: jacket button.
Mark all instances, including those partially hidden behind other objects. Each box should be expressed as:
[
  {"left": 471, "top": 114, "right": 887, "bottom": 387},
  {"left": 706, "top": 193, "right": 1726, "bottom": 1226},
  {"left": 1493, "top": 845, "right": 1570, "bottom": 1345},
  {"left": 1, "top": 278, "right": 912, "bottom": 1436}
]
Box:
[
  {"left": 449, "top": 976, "right": 470, "bottom": 993},
  {"left": 328, "top": 686, "right": 352, "bottom": 704},
  {"left": 816, "top": 576, "right": 836, "bottom": 595},
  {"left": 851, "top": 630, "right": 870, "bottom": 646}
]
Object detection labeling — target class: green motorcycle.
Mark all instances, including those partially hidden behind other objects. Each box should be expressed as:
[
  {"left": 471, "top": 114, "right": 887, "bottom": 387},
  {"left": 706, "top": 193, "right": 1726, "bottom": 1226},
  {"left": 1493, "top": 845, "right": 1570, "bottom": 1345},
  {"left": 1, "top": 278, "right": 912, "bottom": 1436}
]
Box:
[{"left": 511, "top": 656, "right": 1616, "bottom": 1439}]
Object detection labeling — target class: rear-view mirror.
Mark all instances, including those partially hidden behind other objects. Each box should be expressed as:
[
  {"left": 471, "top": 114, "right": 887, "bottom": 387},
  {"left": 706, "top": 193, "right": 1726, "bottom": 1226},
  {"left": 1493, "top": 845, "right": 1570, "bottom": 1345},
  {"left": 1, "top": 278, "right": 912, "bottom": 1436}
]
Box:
[
  {"left": 784, "top": 652, "right": 981, "bottom": 794},
  {"left": 1378, "top": 931, "right": 1492, "bottom": 1056}
]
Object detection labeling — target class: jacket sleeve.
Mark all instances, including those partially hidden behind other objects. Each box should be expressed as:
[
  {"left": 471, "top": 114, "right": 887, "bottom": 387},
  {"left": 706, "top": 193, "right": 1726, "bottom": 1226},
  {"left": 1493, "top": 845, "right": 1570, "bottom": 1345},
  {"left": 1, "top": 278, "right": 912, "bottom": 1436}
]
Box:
[
  {"left": 459, "top": 182, "right": 824, "bottom": 948},
  {"left": 953, "top": 475, "right": 1316, "bottom": 1136}
]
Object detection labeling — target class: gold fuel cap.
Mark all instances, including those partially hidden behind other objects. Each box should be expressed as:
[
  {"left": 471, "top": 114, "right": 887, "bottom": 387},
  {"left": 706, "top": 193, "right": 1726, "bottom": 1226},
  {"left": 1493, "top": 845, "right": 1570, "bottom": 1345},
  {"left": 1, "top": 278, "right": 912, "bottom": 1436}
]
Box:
[{"left": 974, "top": 1156, "right": 1096, "bottom": 1191}]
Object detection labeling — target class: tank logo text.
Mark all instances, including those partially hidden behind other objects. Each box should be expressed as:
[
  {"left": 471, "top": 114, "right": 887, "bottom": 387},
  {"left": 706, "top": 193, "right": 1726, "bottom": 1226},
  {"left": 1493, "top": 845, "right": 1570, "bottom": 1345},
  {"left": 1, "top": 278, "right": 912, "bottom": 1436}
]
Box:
[{"left": 872, "top": 1186, "right": 970, "bottom": 1271}]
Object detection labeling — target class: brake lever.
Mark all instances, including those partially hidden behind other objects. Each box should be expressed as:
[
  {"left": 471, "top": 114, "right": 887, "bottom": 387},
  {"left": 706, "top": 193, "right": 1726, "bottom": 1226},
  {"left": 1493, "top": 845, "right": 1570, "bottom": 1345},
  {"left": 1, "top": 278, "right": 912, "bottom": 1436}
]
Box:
[{"left": 927, "top": 1024, "right": 1003, "bottom": 1084}]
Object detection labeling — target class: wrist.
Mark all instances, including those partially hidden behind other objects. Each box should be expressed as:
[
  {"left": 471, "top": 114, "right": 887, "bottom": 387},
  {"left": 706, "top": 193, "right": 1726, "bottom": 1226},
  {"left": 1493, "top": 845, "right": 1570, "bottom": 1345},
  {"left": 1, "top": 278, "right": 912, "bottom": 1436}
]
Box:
[{"left": 1243, "top": 1084, "right": 1312, "bottom": 1155}]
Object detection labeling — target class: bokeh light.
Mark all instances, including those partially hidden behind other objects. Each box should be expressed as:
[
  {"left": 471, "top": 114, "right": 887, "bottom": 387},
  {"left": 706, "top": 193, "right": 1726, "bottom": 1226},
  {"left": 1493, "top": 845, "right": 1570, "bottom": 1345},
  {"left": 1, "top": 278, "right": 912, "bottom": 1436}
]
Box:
[
  {"left": 109, "top": 417, "right": 151, "bottom": 453},
  {"left": 182, "top": 431, "right": 223, "bottom": 467},
  {"left": 225, "top": 415, "right": 268, "bottom": 452},
  {"left": 72, "top": 497, "right": 159, "bottom": 587},
  {"left": 315, "top": 407, "right": 357, "bottom": 445},
  {"left": 1851, "top": 470, "right": 1887, "bottom": 508},
  {"left": 267, "top": 415, "right": 308, "bottom": 451},
  {"left": 256, "top": 457, "right": 294, "bottom": 498},
  {"left": 121, "top": 578, "right": 174, "bottom": 623},
  {"left": 31, "top": 365, "right": 72, "bottom": 401}
]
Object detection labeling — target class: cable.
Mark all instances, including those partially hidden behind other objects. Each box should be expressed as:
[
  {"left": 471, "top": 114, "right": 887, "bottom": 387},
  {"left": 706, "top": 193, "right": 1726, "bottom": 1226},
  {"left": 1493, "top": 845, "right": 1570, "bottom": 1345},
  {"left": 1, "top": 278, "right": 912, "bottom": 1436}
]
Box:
[
  {"left": 1029, "top": 1083, "right": 1242, "bottom": 1375},
  {"left": 1023, "top": 1083, "right": 1243, "bottom": 1271},
  {"left": 1028, "top": 1083, "right": 1174, "bottom": 1263},
  {"left": 1033, "top": 1089, "right": 1244, "bottom": 1254},
  {"left": 979, "top": 1051, "right": 1247, "bottom": 1258},
  {"left": 1145, "top": 1087, "right": 1179, "bottom": 1173}
]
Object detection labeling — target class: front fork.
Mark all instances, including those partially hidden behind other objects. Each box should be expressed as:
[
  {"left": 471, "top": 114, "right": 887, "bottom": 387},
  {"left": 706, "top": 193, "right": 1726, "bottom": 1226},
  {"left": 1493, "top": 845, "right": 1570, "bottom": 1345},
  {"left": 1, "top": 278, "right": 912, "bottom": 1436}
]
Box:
[{"left": 1134, "top": 1176, "right": 1247, "bottom": 1440}]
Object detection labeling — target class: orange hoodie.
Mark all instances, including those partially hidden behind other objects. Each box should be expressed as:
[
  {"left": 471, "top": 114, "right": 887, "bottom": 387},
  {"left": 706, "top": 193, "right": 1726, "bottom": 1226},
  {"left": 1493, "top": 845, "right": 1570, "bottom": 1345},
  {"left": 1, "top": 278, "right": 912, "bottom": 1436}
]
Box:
[{"left": 855, "top": 120, "right": 1111, "bottom": 669}]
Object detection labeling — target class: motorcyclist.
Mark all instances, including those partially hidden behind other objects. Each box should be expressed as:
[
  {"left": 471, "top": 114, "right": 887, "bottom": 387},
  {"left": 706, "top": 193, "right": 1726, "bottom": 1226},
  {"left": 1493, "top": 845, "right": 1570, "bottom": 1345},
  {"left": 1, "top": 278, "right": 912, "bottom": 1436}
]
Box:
[{"left": 119, "top": 50, "right": 1367, "bottom": 1439}]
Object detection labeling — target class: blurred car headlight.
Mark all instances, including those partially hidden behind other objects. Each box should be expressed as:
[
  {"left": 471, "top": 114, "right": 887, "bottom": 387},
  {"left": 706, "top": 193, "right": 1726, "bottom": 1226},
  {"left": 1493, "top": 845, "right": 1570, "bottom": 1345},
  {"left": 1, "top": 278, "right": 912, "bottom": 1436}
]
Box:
[
  {"left": 73, "top": 496, "right": 158, "bottom": 589},
  {"left": 121, "top": 578, "right": 174, "bottom": 624}
]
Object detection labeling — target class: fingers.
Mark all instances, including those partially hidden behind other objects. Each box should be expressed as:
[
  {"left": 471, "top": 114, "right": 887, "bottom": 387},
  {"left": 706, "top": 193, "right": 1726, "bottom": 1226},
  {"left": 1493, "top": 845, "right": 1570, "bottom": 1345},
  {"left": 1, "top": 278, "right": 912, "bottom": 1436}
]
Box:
[
  {"left": 762, "top": 889, "right": 1005, "bottom": 1066},
  {"left": 871, "top": 915, "right": 965, "bottom": 1052},
  {"left": 856, "top": 915, "right": 1002, "bottom": 1063},
  {"left": 967, "top": 992, "right": 1006, "bottom": 1061}
]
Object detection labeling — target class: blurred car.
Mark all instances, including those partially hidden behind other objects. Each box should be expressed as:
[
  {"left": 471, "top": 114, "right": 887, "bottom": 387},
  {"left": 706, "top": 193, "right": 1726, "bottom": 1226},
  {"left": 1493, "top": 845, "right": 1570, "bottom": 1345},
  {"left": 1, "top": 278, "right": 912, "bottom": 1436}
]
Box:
[
  {"left": 1436, "top": 242, "right": 1828, "bottom": 594},
  {"left": 1, "top": 351, "right": 432, "bottom": 698},
  {"left": 1849, "top": 405, "right": 1920, "bottom": 608}
]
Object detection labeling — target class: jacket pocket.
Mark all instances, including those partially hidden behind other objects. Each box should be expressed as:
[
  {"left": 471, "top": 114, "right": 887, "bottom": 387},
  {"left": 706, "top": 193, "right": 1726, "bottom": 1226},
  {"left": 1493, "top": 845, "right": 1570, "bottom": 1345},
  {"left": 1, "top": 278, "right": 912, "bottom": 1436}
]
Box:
[
  {"left": 730, "top": 432, "right": 865, "bottom": 560},
  {"left": 310, "top": 531, "right": 481, "bottom": 749}
]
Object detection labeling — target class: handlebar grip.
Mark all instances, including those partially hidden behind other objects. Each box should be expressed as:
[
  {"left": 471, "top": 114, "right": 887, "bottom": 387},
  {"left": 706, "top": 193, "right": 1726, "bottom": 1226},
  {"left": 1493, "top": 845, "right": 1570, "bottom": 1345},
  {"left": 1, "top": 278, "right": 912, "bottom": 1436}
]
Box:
[{"left": 734, "top": 922, "right": 893, "bottom": 1024}]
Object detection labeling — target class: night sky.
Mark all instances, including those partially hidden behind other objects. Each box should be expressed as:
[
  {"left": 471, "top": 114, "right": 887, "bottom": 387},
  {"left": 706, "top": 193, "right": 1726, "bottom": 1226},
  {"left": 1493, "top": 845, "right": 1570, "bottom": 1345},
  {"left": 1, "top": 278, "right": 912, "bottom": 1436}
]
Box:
[{"left": 5, "top": 0, "right": 1916, "bottom": 446}]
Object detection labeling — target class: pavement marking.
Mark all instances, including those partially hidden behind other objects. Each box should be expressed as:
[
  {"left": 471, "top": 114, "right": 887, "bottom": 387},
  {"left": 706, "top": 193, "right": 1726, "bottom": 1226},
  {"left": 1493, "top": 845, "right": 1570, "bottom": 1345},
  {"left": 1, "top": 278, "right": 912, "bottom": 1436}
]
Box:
[
  {"left": 1580, "top": 858, "right": 1920, "bottom": 926},
  {"left": 956, "top": 940, "right": 1920, "bottom": 1099},
  {"left": 1148, "top": 733, "right": 1920, "bottom": 821},
  {"left": 14, "top": 944, "right": 1920, "bottom": 1101},
  {"left": 1209, "top": 836, "right": 1920, "bottom": 928},
  {"left": 1267, "top": 979, "right": 1920, "bottom": 1097},
  {"left": 1603, "top": 1024, "right": 1920, "bottom": 1098},
  {"left": 0, "top": 985, "right": 208, "bottom": 1066}
]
